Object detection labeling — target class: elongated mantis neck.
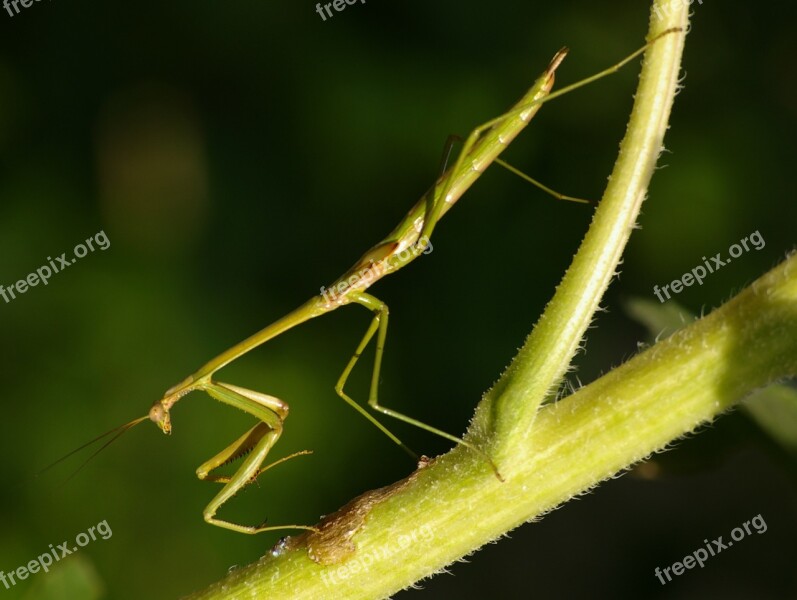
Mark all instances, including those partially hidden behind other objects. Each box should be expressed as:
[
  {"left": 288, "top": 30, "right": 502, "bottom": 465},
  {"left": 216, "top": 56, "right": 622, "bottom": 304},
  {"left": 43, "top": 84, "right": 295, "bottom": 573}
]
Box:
[
  {"left": 151, "top": 296, "right": 329, "bottom": 430},
  {"left": 189, "top": 297, "right": 329, "bottom": 384}
]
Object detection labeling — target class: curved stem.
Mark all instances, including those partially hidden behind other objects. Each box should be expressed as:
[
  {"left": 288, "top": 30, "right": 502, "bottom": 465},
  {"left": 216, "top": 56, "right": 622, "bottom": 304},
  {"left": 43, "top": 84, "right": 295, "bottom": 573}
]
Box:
[{"left": 479, "top": 11, "right": 689, "bottom": 467}]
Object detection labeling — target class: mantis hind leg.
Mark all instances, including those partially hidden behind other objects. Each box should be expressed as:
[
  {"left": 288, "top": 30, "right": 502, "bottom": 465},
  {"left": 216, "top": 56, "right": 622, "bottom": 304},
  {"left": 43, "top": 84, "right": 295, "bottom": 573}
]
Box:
[
  {"left": 333, "top": 308, "right": 417, "bottom": 461},
  {"left": 336, "top": 292, "right": 503, "bottom": 480},
  {"left": 197, "top": 381, "right": 316, "bottom": 534},
  {"left": 436, "top": 135, "right": 591, "bottom": 206},
  {"left": 419, "top": 27, "right": 683, "bottom": 244}
]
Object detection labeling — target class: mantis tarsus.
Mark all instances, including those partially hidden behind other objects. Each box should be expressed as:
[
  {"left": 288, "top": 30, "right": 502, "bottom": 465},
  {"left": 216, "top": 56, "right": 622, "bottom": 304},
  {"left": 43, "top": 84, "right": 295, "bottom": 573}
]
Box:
[{"left": 59, "top": 28, "right": 681, "bottom": 535}]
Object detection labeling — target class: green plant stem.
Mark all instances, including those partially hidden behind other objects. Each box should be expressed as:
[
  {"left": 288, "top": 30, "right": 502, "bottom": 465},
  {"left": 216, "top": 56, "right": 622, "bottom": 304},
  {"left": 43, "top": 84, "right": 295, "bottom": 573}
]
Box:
[
  {"left": 185, "top": 3, "right": 797, "bottom": 599},
  {"left": 481, "top": 9, "right": 688, "bottom": 466},
  {"left": 189, "top": 255, "right": 797, "bottom": 600}
]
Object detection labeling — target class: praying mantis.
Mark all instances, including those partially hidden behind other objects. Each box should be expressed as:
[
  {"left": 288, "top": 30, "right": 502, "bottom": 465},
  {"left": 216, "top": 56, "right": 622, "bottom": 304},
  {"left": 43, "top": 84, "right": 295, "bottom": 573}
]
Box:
[{"left": 61, "top": 28, "right": 681, "bottom": 535}]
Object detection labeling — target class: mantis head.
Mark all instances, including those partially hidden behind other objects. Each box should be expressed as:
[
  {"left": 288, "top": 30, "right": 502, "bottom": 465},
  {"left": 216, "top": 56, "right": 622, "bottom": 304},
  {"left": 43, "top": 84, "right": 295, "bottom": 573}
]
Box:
[
  {"left": 149, "top": 401, "right": 172, "bottom": 434},
  {"left": 150, "top": 378, "right": 196, "bottom": 434}
]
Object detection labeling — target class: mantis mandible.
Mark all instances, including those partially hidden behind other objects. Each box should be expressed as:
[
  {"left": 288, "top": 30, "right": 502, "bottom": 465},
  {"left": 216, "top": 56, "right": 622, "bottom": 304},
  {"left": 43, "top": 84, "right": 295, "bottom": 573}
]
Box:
[{"left": 57, "top": 29, "right": 680, "bottom": 535}]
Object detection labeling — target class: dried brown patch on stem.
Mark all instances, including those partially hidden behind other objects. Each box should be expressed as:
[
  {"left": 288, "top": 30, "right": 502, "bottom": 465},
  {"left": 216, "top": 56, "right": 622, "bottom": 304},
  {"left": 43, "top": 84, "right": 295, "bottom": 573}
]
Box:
[{"left": 277, "top": 457, "right": 431, "bottom": 565}]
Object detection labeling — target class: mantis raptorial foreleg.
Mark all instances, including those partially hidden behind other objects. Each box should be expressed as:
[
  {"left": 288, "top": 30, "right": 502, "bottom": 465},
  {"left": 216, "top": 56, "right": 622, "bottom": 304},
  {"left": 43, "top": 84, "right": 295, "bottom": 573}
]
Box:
[{"left": 193, "top": 382, "right": 317, "bottom": 534}]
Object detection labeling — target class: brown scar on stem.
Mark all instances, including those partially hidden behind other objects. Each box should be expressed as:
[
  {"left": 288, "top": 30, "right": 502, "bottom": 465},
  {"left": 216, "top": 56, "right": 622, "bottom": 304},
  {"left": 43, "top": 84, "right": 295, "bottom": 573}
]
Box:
[{"left": 274, "top": 455, "right": 433, "bottom": 565}]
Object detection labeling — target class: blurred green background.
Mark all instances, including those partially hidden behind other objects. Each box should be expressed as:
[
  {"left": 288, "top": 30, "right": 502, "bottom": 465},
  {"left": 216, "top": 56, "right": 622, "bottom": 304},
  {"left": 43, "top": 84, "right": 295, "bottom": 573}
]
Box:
[{"left": 1, "top": 1, "right": 795, "bottom": 598}]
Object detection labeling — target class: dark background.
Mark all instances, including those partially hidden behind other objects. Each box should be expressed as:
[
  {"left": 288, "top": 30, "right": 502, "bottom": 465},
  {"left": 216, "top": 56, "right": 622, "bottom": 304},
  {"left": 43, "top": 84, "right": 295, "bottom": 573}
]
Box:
[{"left": 1, "top": 1, "right": 795, "bottom": 598}]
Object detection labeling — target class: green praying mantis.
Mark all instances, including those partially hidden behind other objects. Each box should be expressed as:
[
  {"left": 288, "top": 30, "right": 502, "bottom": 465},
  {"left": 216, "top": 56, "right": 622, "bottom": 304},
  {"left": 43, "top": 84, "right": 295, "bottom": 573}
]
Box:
[{"left": 54, "top": 28, "right": 681, "bottom": 535}]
